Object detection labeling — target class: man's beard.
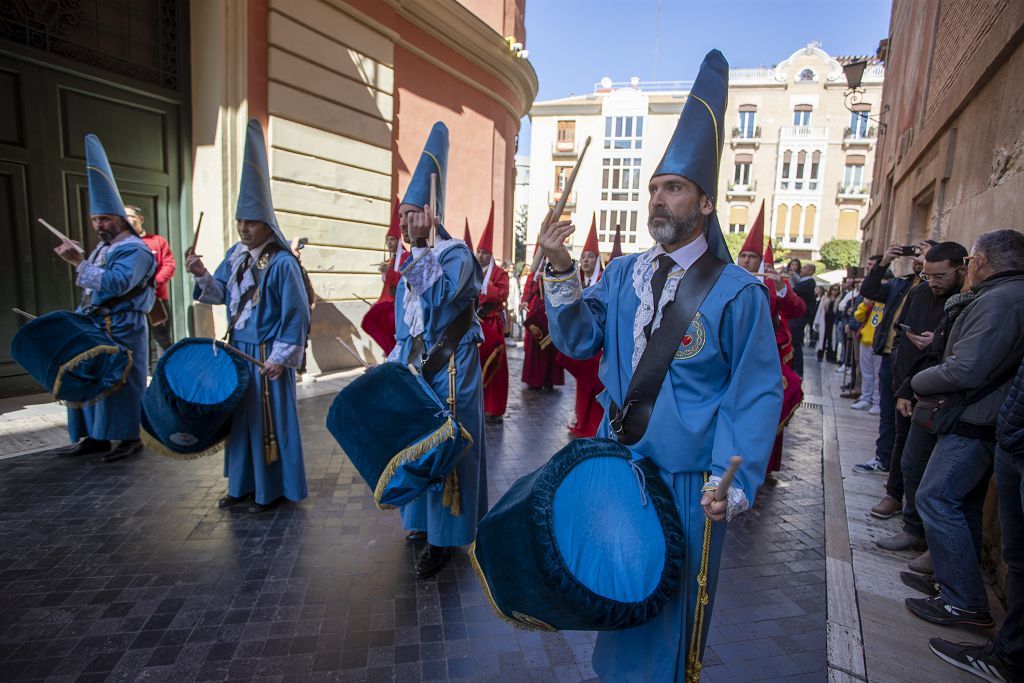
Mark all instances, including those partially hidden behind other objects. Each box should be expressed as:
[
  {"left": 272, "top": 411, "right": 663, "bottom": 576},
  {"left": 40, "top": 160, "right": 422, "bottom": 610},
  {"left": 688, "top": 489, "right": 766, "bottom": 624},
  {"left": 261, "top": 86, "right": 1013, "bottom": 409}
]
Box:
[
  {"left": 96, "top": 228, "right": 116, "bottom": 244},
  {"left": 648, "top": 205, "right": 703, "bottom": 245}
]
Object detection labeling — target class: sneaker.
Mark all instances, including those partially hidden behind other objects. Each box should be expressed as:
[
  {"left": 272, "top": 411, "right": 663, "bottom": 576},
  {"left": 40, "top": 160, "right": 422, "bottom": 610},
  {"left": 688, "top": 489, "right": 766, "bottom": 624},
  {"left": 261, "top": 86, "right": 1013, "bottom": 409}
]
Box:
[
  {"left": 852, "top": 458, "right": 888, "bottom": 474},
  {"left": 870, "top": 495, "right": 903, "bottom": 519},
  {"left": 877, "top": 530, "right": 927, "bottom": 551},
  {"left": 908, "top": 550, "right": 934, "bottom": 575},
  {"left": 929, "top": 638, "right": 1015, "bottom": 682},
  {"left": 906, "top": 596, "right": 995, "bottom": 628},
  {"left": 900, "top": 571, "right": 940, "bottom": 597},
  {"left": 869, "top": 405, "right": 881, "bottom": 415},
  {"left": 851, "top": 400, "right": 870, "bottom": 410},
  {"left": 835, "top": 365, "right": 846, "bottom": 374}
]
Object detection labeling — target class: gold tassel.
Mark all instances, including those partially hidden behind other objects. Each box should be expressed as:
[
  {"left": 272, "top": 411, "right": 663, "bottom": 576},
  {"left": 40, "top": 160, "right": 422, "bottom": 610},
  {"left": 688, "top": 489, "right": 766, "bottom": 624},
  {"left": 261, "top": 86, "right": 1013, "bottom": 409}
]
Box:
[
  {"left": 260, "top": 342, "right": 279, "bottom": 466},
  {"left": 141, "top": 427, "right": 226, "bottom": 461},
  {"left": 54, "top": 345, "right": 134, "bottom": 409}
]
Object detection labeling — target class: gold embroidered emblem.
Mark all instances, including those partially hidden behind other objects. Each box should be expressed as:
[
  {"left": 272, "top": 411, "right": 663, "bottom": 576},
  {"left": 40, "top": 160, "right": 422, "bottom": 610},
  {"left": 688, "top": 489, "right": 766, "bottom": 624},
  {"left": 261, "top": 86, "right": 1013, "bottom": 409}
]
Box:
[
  {"left": 255, "top": 253, "right": 271, "bottom": 270},
  {"left": 675, "top": 312, "right": 706, "bottom": 360}
]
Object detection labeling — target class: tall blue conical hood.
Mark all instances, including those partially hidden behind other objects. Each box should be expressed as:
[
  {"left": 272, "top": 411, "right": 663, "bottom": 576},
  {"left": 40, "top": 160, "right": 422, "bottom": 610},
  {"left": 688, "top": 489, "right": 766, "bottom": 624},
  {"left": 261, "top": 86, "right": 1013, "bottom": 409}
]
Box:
[
  {"left": 85, "top": 134, "right": 128, "bottom": 221},
  {"left": 401, "top": 121, "right": 451, "bottom": 240},
  {"left": 236, "top": 119, "right": 289, "bottom": 248},
  {"left": 652, "top": 49, "right": 731, "bottom": 263}
]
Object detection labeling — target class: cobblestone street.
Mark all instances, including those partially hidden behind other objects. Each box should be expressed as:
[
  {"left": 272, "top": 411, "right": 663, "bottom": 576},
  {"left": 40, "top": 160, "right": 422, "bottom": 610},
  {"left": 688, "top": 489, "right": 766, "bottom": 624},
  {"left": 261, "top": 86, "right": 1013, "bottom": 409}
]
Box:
[{"left": 0, "top": 347, "right": 826, "bottom": 682}]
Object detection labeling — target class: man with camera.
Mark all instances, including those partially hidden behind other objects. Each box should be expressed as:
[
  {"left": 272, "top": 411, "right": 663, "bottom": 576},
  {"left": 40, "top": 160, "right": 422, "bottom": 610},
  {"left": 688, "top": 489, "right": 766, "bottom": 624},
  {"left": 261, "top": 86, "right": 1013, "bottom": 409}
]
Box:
[{"left": 905, "top": 229, "right": 1024, "bottom": 630}]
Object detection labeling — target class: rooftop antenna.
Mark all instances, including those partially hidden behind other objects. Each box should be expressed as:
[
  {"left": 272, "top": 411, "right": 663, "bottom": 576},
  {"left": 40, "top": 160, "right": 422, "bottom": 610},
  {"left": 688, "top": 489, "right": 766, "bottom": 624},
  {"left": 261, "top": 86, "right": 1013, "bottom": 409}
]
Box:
[{"left": 652, "top": 0, "right": 661, "bottom": 80}]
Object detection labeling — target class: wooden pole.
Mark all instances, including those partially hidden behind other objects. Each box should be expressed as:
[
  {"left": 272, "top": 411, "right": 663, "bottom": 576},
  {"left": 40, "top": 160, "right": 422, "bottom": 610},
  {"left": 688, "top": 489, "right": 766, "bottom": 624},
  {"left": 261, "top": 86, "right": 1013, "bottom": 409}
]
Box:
[
  {"left": 429, "top": 172, "right": 438, "bottom": 248},
  {"left": 214, "top": 340, "right": 264, "bottom": 370},
  {"left": 714, "top": 456, "right": 744, "bottom": 502},
  {"left": 12, "top": 308, "right": 37, "bottom": 320},
  {"left": 37, "top": 218, "right": 85, "bottom": 254},
  {"left": 188, "top": 211, "right": 205, "bottom": 254},
  {"left": 550, "top": 135, "right": 592, "bottom": 219},
  {"left": 335, "top": 337, "right": 369, "bottom": 368},
  {"left": 352, "top": 293, "right": 375, "bottom": 307}
]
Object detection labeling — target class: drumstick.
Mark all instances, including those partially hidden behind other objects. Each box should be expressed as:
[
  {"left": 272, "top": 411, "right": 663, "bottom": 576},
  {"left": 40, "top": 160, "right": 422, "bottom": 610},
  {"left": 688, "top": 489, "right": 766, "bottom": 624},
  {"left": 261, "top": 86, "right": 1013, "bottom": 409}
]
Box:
[
  {"left": 37, "top": 218, "right": 86, "bottom": 254},
  {"left": 214, "top": 340, "right": 265, "bottom": 370},
  {"left": 12, "top": 308, "right": 37, "bottom": 320},
  {"left": 714, "top": 456, "right": 744, "bottom": 502},
  {"left": 335, "top": 337, "right": 369, "bottom": 368},
  {"left": 550, "top": 135, "right": 592, "bottom": 219},
  {"left": 188, "top": 211, "right": 204, "bottom": 254},
  {"left": 428, "top": 173, "right": 437, "bottom": 248},
  {"left": 352, "top": 293, "right": 375, "bottom": 307}
]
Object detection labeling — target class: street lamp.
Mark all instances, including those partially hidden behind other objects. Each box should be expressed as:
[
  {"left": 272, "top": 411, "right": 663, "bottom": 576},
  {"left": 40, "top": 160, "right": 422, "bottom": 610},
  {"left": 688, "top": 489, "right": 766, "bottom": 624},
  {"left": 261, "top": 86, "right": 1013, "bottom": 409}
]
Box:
[{"left": 842, "top": 59, "right": 888, "bottom": 135}]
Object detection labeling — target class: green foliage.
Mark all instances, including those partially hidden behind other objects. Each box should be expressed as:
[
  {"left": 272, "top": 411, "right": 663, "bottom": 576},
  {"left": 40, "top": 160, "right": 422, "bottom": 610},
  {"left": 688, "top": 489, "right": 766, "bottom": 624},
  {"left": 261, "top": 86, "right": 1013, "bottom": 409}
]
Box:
[
  {"left": 723, "top": 231, "right": 791, "bottom": 265},
  {"left": 819, "top": 239, "right": 861, "bottom": 270},
  {"left": 514, "top": 205, "right": 528, "bottom": 266}
]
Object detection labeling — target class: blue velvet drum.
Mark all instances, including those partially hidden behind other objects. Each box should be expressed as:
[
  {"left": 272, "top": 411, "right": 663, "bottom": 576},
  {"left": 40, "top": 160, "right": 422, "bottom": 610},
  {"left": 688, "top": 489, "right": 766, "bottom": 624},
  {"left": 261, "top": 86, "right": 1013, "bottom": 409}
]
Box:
[
  {"left": 141, "top": 338, "right": 250, "bottom": 458},
  {"left": 9, "top": 311, "right": 133, "bottom": 407},
  {"left": 326, "top": 362, "right": 473, "bottom": 509},
  {"left": 471, "top": 438, "right": 685, "bottom": 631}
]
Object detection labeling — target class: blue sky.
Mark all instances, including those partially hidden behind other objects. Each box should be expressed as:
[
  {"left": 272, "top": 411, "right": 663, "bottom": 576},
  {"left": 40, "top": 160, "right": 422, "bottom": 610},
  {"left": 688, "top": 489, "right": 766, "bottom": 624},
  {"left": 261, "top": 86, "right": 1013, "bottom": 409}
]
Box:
[{"left": 518, "top": 0, "right": 892, "bottom": 154}]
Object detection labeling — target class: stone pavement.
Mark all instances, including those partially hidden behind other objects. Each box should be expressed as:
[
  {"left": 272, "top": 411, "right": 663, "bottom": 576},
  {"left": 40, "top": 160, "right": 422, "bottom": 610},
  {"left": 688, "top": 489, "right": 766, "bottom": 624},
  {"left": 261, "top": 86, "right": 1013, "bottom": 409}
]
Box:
[{"left": 0, "top": 345, "right": 826, "bottom": 682}]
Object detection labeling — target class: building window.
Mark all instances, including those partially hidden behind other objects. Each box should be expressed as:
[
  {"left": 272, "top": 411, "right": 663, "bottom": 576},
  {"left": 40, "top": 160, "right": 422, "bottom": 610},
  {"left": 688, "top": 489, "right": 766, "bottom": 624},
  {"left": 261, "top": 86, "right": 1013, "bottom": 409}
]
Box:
[
  {"left": 809, "top": 150, "right": 821, "bottom": 191},
  {"left": 737, "top": 106, "right": 757, "bottom": 138},
  {"left": 554, "top": 166, "right": 572, "bottom": 193},
  {"left": 556, "top": 120, "right": 576, "bottom": 152},
  {"left": 727, "top": 205, "right": 748, "bottom": 234},
  {"left": 843, "top": 155, "right": 865, "bottom": 193},
  {"left": 793, "top": 105, "right": 812, "bottom": 126},
  {"left": 775, "top": 204, "right": 788, "bottom": 239},
  {"left": 599, "top": 210, "right": 638, "bottom": 243},
  {"left": 798, "top": 68, "right": 816, "bottom": 82},
  {"left": 780, "top": 150, "right": 792, "bottom": 190},
  {"left": 849, "top": 108, "right": 870, "bottom": 138},
  {"left": 838, "top": 210, "right": 860, "bottom": 239},
  {"left": 804, "top": 205, "right": 817, "bottom": 244},
  {"left": 795, "top": 151, "right": 806, "bottom": 190},
  {"left": 734, "top": 161, "right": 751, "bottom": 186},
  {"left": 604, "top": 116, "right": 644, "bottom": 150},
  {"left": 601, "top": 157, "right": 642, "bottom": 201},
  {"left": 789, "top": 204, "right": 803, "bottom": 241}
]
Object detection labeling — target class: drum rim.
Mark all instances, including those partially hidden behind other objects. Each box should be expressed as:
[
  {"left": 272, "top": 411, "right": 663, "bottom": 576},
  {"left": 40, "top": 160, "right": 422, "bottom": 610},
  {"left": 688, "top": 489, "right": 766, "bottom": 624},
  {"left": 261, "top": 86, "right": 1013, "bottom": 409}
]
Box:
[
  {"left": 153, "top": 337, "right": 251, "bottom": 416},
  {"left": 530, "top": 437, "right": 685, "bottom": 629}
]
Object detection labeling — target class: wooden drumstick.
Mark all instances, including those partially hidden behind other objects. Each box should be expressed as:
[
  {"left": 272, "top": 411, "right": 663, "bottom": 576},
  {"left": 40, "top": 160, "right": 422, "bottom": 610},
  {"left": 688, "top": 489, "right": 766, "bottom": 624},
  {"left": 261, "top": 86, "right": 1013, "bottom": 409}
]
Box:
[
  {"left": 714, "top": 456, "right": 744, "bottom": 502},
  {"left": 335, "top": 337, "right": 369, "bottom": 368},
  {"left": 550, "top": 135, "right": 592, "bottom": 219},
  {"left": 352, "top": 293, "right": 375, "bottom": 307},
  {"left": 37, "top": 218, "right": 86, "bottom": 254},
  {"left": 214, "top": 340, "right": 265, "bottom": 370},
  {"left": 188, "top": 211, "right": 204, "bottom": 254},
  {"left": 12, "top": 308, "right": 37, "bottom": 320},
  {"left": 428, "top": 172, "right": 437, "bottom": 248}
]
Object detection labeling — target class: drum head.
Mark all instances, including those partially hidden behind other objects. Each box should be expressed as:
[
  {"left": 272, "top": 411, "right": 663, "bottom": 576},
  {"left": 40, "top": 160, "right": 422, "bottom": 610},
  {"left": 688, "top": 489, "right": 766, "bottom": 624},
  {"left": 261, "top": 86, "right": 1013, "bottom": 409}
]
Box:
[{"left": 165, "top": 341, "right": 243, "bottom": 405}]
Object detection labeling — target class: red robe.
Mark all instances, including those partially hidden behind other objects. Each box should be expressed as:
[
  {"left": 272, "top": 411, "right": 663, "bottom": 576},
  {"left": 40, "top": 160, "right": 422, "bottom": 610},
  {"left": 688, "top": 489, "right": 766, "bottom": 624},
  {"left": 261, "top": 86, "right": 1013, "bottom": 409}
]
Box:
[
  {"left": 521, "top": 277, "right": 565, "bottom": 389},
  {"left": 556, "top": 270, "right": 605, "bottom": 437},
  {"left": 768, "top": 280, "right": 806, "bottom": 474},
  {"left": 479, "top": 263, "right": 510, "bottom": 417},
  {"left": 360, "top": 251, "right": 409, "bottom": 355}
]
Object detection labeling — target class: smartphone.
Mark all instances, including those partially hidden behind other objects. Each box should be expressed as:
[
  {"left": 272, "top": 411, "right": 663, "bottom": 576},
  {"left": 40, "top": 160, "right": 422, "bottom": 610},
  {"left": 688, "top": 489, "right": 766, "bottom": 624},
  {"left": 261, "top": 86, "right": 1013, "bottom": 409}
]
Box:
[
  {"left": 897, "top": 323, "right": 917, "bottom": 335},
  {"left": 899, "top": 245, "right": 919, "bottom": 257}
]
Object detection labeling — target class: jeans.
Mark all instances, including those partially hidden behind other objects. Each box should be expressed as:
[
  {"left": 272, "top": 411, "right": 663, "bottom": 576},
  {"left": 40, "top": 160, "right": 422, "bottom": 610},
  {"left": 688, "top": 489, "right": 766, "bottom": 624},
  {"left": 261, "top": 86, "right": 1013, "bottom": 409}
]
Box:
[
  {"left": 994, "top": 447, "right": 1024, "bottom": 668},
  {"left": 885, "top": 410, "right": 912, "bottom": 502},
  {"left": 874, "top": 355, "right": 895, "bottom": 467},
  {"left": 917, "top": 434, "right": 995, "bottom": 611},
  {"left": 901, "top": 422, "right": 938, "bottom": 537},
  {"left": 858, "top": 346, "right": 881, "bottom": 406},
  {"left": 789, "top": 318, "right": 805, "bottom": 377}
]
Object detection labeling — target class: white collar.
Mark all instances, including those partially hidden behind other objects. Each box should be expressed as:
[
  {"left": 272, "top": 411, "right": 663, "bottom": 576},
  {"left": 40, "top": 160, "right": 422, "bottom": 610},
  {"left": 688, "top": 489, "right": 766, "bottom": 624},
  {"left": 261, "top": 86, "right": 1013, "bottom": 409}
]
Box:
[
  {"left": 246, "top": 240, "right": 270, "bottom": 260},
  {"left": 653, "top": 233, "right": 708, "bottom": 271}
]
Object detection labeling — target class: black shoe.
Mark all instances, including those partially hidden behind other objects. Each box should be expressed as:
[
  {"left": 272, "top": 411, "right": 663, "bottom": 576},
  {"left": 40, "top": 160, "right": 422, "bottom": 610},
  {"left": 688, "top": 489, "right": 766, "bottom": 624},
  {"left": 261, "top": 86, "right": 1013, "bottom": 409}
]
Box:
[
  {"left": 414, "top": 545, "right": 451, "bottom": 579},
  {"left": 218, "top": 493, "right": 251, "bottom": 509},
  {"left": 100, "top": 440, "right": 142, "bottom": 463},
  {"left": 906, "top": 596, "right": 995, "bottom": 628},
  {"left": 929, "top": 638, "right": 1016, "bottom": 682},
  {"left": 405, "top": 530, "right": 427, "bottom": 543},
  {"left": 485, "top": 415, "right": 504, "bottom": 424},
  {"left": 52, "top": 438, "right": 111, "bottom": 458},
  {"left": 247, "top": 497, "right": 281, "bottom": 514},
  {"left": 900, "top": 571, "right": 940, "bottom": 597}
]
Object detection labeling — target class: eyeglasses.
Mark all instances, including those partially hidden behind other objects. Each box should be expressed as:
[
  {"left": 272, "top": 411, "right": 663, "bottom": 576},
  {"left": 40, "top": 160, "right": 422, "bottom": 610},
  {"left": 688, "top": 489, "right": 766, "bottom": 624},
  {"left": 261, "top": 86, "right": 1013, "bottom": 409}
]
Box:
[{"left": 919, "top": 266, "right": 965, "bottom": 282}]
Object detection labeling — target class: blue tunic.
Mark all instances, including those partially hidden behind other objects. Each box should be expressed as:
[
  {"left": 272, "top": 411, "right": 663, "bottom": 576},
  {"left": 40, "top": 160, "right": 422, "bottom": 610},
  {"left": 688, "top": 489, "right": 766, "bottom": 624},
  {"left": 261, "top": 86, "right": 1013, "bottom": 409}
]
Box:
[
  {"left": 544, "top": 248, "right": 781, "bottom": 682},
  {"left": 68, "top": 235, "right": 156, "bottom": 442},
  {"left": 195, "top": 242, "right": 310, "bottom": 505},
  {"left": 390, "top": 239, "right": 487, "bottom": 547}
]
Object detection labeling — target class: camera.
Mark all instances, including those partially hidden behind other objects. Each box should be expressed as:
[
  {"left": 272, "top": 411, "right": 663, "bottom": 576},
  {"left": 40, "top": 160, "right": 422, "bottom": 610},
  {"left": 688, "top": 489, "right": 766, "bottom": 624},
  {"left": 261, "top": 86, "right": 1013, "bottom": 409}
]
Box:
[{"left": 899, "top": 245, "right": 919, "bottom": 257}]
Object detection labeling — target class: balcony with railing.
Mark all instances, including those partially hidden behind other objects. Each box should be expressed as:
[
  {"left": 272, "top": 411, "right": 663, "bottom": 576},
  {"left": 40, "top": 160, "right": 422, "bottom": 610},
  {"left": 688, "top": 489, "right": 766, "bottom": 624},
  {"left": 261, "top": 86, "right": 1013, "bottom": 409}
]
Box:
[
  {"left": 780, "top": 125, "right": 829, "bottom": 140},
  {"left": 843, "top": 126, "right": 877, "bottom": 148},
  {"left": 547, "top": 190, "right": 578, "bottom": 208},
  {"left": 730, "top": 126, "right": 762, "bottom": 148},
  {"left": 836, "top": 181, "right": 870, "bottom": 201},
  {"left": 552, "top": 139, "right": 577, "bottom": 157},
  {"left": 726, "top": 180, "right": 757, "bottom": 199}
]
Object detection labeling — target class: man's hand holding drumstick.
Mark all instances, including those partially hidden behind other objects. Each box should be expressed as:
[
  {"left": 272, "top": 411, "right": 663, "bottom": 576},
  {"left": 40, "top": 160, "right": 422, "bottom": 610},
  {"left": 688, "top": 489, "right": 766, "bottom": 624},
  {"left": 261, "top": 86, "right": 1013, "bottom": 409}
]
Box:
[
  {"left": 537, "top": 207, "right": 575, "bottom": 273},
  {"left": 701, "top": 456, "right": 743, "bottom": 522}
]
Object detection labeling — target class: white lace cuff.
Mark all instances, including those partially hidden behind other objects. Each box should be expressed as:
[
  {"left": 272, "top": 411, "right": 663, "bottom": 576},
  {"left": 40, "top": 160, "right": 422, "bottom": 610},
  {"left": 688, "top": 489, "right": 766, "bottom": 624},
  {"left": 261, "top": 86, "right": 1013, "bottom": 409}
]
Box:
[
  {"left": 543, "top": 262, "right": 583, "bottom": 308},
  {"left": 404, "top": 249, "right": 443, "bottom": 297},
  {"left": 194, "top": 271, "right": 225, "bottom": 305},
  {"left": 706, "top": 475, "right": 749, "bottom": 522},
  {"left": 76, "top": 260, "right": 104, "bottom": 291},
  {"left": 268, "top": 341, "right": 304, "bottom": 368}
]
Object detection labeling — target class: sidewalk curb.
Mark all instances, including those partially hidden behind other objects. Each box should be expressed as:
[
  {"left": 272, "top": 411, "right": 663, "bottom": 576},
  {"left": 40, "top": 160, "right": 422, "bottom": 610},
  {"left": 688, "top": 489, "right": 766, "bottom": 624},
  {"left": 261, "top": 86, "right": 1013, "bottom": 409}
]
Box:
[{"left": 818, "top": 363, "right": 869, "bottom": 682}]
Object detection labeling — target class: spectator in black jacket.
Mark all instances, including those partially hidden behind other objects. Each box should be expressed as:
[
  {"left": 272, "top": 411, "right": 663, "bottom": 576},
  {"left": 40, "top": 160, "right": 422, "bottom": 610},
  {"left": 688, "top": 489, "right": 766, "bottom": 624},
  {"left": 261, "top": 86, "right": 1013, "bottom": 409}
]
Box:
[
  {"left": 870, "top": 242, "right": 967, "bottom": 538},
  {"left": 789, "top": 262, "right": 817, "bottom": 377},
  {"left": 852, "top": 239, "right": 937, "bottom": 475},
  {"left": 928, "top": 355, "right": 1024, "bottom": 681}
]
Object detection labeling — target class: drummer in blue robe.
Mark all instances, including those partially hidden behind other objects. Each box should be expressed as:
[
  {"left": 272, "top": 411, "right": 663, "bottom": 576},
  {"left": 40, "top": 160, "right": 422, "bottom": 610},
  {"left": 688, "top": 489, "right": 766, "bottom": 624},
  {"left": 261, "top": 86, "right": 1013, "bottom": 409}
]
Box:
[
  {"left": 53, "top": 135, "right": 156, "bottom": 463},
  {"left": 538, "top": 50, "right": 782, "bottom": 682},
  {"left": 386, "top": 122, "right": 488, "bottom": 578},
  {"left": 185, "top": 119, "right": 310, "bottom": 514}
]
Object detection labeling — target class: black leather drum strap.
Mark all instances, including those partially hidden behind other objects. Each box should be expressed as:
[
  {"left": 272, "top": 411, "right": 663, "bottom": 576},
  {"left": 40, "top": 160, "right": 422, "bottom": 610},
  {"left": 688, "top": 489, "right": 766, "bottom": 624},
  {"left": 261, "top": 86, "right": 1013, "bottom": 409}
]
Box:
[
  {"left": 609, "top": 250, "right": 727, "bottom": 445},
  {"left": 421, "top": 303, "right": 475, "bottom": 379}
]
